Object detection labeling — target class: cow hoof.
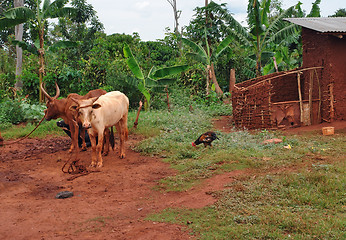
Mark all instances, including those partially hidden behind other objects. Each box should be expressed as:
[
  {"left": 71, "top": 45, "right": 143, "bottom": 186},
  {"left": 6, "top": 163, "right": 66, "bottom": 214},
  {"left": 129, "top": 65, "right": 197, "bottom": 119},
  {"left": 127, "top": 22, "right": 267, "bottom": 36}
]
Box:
[
  {"left": 89, "top": 162, "right": 96, "bottom": 168},
  {"left": 102, "top": 152, "right": 109, "bottom": 156},
  {"left": 81, "top": 146, "right": 87, "bottom": 151},
  {"left": 119, "top": 154, "right": 125, "bottom": 159},
  {"left": 96, "top": 163, "right": 103, "bottom": 168}
]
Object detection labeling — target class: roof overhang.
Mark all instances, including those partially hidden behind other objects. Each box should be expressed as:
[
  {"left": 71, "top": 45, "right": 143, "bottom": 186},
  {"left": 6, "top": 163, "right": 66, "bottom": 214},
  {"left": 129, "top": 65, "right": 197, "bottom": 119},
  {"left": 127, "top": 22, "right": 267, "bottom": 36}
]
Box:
[{"left": 284, "top": 17, "right": 346, "bottom": 34}]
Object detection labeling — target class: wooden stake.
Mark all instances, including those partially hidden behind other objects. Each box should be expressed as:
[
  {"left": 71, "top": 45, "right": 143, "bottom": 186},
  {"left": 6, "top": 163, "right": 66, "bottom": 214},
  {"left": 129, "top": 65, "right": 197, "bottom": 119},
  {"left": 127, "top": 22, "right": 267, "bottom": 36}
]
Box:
[
  {"left": 308, "top": 70, "right": 313, "bottom": 125},
  {"left": 229, "top": 68, "right": 236, "bottom": 93},
  {"left": 133, "top": 101, "right": 143, "bottom": 129},
  {"left": 314, "top": 69, "right": 321, "bottom": 123},
  {"left": 330, "top": 83, "right": 334, "bottom": 122},
  {"left": 297, "top": 72, "right": 304, "bottom": 124}
]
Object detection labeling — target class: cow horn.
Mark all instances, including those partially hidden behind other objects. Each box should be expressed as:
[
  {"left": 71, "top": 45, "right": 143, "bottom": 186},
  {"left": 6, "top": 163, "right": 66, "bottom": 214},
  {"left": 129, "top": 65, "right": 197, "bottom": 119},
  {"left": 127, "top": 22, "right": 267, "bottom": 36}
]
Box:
[
  {"left": 54, "top": 82, "right": 60, "bottom": 99},
  {"left": 40, "top": 82, "right": 53, "bottom": 101}
]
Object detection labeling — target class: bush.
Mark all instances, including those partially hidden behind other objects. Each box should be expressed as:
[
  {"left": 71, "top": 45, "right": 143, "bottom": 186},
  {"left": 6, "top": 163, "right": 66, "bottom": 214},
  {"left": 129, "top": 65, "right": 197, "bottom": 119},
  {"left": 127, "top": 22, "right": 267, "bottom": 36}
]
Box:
[{"left": 0, "top": 98, "right": 45, "bottom": 125}]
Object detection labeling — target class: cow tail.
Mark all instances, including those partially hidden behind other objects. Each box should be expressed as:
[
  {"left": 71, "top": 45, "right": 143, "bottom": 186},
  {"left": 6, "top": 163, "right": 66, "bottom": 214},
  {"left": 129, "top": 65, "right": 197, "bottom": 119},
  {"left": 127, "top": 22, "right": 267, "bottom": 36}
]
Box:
[{"left": 110, "top": 127, "right": 115, "bottom": 150}]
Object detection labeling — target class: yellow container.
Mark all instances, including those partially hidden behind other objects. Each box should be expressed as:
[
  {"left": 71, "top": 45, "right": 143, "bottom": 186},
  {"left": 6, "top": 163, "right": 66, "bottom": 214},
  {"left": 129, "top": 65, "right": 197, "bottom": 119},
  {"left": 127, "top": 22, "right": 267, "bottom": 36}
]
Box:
[{"left": 322, "top": 127, "right": 334, "bottom": 135}]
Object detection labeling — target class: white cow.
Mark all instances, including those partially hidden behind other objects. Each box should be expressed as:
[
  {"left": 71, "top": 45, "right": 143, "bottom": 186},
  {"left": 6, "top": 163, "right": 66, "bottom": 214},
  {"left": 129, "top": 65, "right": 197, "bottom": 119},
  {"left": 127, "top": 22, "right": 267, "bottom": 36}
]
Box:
[{"left": 72, "top": 91, "right": 129, "bottom": 167}]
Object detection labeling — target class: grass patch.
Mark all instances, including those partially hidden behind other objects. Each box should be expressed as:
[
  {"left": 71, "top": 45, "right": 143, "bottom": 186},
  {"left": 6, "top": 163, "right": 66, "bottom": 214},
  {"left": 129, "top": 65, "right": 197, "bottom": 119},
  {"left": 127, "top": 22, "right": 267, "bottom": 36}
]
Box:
[
  {"left": 147, "top": 159, "right": 345, "bottom": 239},
  {"left": 1, "top": 120, "right": 64, "bottom": 140}
]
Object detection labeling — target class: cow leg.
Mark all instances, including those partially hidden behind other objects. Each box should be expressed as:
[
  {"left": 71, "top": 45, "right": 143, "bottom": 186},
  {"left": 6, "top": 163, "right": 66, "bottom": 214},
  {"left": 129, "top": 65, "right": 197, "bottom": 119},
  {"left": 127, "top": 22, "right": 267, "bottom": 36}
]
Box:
[
  {"left": 102, "top": 128, "right": 110, "bottom": 156},
  {"left": 69, "top": 122, "right": 79, "bottom": 155},
  {"left": 96, "top": 131, "right": 104, "bottom": 167},
  {"left": 115, "top": 121, "right": 125, "bottom": 159},
  {"left": 80, "top": 128, "right": 87, "bottom": 151},
  {"left": 88, "top": 132, "right": 98, "bottom": 167}
]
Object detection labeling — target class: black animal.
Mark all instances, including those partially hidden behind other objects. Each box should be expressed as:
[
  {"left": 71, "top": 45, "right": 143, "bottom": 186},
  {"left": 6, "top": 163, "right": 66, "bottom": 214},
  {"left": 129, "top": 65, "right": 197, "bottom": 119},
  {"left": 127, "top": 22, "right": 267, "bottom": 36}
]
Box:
[
  {"left": 192, "top": 131, "right": 219, "bottom": 147},
  {"left": 57, "top": 120, "right": 92, "bottom": 148}
]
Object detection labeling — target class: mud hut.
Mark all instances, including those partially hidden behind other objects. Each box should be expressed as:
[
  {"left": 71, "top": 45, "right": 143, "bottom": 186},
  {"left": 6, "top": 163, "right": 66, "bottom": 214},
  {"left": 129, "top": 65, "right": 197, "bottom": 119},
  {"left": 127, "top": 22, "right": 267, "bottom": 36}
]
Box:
[{"left": 231, "top": 17, "right": 346, "bottom": 129}]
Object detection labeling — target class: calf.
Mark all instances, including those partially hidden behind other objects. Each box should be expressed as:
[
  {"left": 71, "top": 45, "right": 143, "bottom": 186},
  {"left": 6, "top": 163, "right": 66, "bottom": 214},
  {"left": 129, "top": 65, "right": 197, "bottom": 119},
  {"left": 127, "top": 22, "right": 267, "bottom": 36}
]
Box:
[{"left": 72, "top": 91, "right": 129, "bottom": 167}]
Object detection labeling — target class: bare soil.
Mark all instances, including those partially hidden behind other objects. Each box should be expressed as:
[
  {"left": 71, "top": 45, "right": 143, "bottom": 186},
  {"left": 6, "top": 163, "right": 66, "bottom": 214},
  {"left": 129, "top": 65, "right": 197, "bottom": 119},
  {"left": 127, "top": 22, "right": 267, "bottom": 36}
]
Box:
[{"left": 0, "top": 118, "right": 345, "bottom": 240}]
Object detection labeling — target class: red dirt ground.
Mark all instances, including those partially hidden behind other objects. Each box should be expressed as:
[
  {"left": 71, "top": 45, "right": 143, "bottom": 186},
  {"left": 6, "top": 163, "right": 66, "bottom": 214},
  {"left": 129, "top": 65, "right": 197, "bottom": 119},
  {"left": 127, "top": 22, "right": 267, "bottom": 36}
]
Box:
[{"left": 0, "top": 118, "right": 345, "bottom": 239}]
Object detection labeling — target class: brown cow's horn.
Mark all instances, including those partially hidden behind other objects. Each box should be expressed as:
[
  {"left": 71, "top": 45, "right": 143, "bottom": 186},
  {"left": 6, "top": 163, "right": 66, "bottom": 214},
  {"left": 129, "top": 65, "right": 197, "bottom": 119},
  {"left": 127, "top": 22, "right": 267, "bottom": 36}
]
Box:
[
  {"left": 40, "top": 82, "right": 52, "bottom": 101},
  {"left": 54, "top": 82, "right": 60, "bottom": 99}
]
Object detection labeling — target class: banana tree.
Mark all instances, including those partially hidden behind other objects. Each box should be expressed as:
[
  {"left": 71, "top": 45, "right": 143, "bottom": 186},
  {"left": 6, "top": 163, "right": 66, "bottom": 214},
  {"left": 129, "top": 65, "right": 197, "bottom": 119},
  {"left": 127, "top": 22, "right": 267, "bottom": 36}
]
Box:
[
  {"left": 123, "top": 43, "right": 188, "bottom": 110},
  {"left": 210, "top": 0, "right": 299, "bottom": 77},
  {"left": 182, "top": 29, "right": 232, "bottom": 96},
  {"left": 0, "top": 0, "right": 76, "bottom": 102}
]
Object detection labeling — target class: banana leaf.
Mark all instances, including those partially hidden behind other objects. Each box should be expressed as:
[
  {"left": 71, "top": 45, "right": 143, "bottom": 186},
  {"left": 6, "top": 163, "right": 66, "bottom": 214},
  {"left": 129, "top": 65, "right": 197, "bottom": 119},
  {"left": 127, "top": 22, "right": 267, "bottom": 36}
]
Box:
[
  {"left": 123, "top": 43, "right": 144, "bottom": 80},
  {"left": 11, "top": 40, "right": 39, "bottom": 55},
  {"left": 150, "top": 65, "right": 189, "bottom": 79},
  {"left": 3, "top": 6, "right": 35, "bottom": 20}
]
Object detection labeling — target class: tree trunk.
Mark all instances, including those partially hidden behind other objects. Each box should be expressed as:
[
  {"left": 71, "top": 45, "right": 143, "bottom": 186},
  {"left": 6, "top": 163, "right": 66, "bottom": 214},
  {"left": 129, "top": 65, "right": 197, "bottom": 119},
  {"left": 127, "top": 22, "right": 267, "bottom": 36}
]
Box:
[
  {"left": 38, "top": 28, "right": 46, "bottom": 103},
  {"left": 14, "top": 0, "right": 24, "bottom": 90},
  {"left": 209, "top": 63, "right": 223, "bottom": 96},
  {"left": 229, "top": 68, "right": 236, "bottom": 94}
]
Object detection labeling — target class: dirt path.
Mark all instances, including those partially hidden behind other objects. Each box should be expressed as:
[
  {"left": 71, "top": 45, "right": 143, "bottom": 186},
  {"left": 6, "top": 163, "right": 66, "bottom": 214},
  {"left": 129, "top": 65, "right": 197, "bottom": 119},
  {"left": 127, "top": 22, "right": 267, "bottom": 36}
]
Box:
[
  {"left": 0, "top": 131, "right": 243, "bottom": 240},
  {"left": 1, "top": 118, "right": 344, "bottom": 239}
]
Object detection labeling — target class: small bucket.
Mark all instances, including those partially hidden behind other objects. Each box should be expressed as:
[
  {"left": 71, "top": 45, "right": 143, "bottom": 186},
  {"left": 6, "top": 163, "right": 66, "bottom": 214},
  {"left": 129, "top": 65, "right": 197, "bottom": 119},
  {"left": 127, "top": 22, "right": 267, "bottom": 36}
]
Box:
[{"left": 322, "top": 127, "right": 334, "bottom": 136}]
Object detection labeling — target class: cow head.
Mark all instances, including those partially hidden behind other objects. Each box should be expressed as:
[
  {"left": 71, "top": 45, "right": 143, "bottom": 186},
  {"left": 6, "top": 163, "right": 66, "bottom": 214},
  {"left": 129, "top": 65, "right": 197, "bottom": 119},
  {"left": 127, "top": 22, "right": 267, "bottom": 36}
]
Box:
[
  {"left": 70, "top": 97, "right": 101, "bottom": 129},
  {"left": 40, "top": 82, "right": 61, "bottom": 121}
]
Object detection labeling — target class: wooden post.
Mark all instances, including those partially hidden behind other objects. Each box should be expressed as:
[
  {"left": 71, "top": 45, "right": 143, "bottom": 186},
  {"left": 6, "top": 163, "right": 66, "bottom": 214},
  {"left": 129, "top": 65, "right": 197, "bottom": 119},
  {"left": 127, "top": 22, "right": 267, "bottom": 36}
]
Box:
[
  {"left": 308, "top": 70, "right": 314, "bottom": 125},
  {"left": 133, "top": 101, "right": 143, "bottom": 129},
  {"left": 229, "top": 68, "right": 236, "bottom": 94},
  {"left": 297, "top": 72, "right": 304, "bottom": 124},
  {"left": 314, "top": 69, "right": 321, "bottom": 123},
  {"left": 273, "top": 57, "right": 278, "bottom": 72},
  {"left": 330, "top": 83, "right": 334, "bottom": 122}
]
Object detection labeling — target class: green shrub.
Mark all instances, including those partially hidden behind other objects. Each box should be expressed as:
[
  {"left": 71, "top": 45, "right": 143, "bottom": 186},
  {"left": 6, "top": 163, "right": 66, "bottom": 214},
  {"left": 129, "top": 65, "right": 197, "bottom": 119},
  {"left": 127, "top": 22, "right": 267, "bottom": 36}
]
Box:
[{"left": 0, "top": 98, "right": 45, "bottom": 125}]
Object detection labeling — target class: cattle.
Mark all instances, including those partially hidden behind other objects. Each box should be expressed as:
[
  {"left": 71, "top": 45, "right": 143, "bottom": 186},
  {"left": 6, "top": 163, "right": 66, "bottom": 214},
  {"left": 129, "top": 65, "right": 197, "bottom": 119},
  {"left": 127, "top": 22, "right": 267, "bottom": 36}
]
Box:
[
  {"left": 40, "top": 83, "right": 111, "bottom": 155},
  {"left": 71, "top": 91, "right": 129, "bottom": 168}
]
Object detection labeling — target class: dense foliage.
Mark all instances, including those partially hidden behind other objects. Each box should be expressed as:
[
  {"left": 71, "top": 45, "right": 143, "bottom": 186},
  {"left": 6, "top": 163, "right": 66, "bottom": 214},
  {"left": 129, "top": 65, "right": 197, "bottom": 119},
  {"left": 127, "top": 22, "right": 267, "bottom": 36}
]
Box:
[{"left": 0, "top": 0, "right": 342, "bottom": 115}]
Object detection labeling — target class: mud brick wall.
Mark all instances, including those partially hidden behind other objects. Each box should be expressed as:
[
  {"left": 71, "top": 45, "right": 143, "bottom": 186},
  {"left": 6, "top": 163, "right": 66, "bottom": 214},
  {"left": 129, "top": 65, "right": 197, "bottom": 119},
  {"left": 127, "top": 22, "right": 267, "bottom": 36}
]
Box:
[
  {"left": 271, "top": 74, "right": 299, "bottom": 103},
  {"left": 302, "top": 28, "right": 346, "bottom": 121}
]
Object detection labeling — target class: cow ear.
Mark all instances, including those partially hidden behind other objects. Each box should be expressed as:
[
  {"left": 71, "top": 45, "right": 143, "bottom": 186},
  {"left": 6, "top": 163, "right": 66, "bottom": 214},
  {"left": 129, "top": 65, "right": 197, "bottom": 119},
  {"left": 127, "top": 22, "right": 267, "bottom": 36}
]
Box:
[
  {"left": 69, "top": 105, "right": 78, "bottom": 111},
  {"left": 92, "top": 103, "right": 101, "bottom": 109}
]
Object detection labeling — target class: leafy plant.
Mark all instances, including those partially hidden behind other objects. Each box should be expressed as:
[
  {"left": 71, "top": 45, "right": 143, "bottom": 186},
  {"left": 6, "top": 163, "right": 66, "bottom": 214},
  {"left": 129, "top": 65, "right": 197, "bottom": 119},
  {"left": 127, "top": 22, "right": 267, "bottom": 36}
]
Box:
[
  {"left": 123, "top": 42, "right": 188, "bottom": 110},
  {"left": 0, "top": 0, "right": 77, "bottom": 102}
]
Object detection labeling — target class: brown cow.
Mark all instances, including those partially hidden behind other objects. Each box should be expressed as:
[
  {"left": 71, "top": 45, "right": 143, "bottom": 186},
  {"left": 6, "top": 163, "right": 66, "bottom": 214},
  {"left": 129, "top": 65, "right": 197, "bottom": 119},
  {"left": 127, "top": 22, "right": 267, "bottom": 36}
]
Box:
[{"left": 40, "top": 83, "right": 110, "bottom": 155}]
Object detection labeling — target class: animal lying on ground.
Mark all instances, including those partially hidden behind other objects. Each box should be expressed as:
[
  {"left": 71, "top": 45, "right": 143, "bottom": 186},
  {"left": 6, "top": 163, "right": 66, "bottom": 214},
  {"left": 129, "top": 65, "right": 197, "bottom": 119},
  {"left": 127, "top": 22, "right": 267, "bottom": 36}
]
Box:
[
  {"left": 40, "top": 83, "right": 112, "bottom": 156},
  {"left": 56, "top": 120, "right": 92, "bottom": 148},
  {"left": 71, "top": 91, "right": 129, "bottom": 168},
  {"left": 57, "top": 120, "right": 111, "bottom": 152},
  {"left": 192, "top": 131, "right": 219, "bottom": 147}
]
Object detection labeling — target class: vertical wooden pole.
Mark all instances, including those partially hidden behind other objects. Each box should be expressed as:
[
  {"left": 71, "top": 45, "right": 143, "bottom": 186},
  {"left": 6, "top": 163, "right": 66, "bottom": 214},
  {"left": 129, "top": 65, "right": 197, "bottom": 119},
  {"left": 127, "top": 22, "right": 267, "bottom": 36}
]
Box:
[
  {"left": 229, "top": 68, "right": 236, "bottom": 94},
  {"left": 297, "top": 72, "right": 304, "bottom": 124},
  {"left": 314, "top": 69, "right": 321, "bottom": 123},
  {"left": 330, "top": 83, "right": 334, "bottom": 122},
  {"left": 133, "top": 101, "right": 143, "bottom": 129},
  {"left": 308, "top": 70, "right": 313, "bottom": 125}
]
